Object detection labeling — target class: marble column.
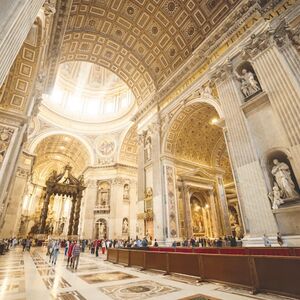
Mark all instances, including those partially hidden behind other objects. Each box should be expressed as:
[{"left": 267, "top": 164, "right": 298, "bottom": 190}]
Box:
[
  {"left": 150, "top": 122, "right": 166, "bottom": 242},
  {"left": 80, "top": 179, "right": 97, "bottom": 239},
  {"left": 244, "top": 28, "right": 300, "bottom": 182},
  {"left": 163, "top": 163, "right": 179, "bottom": 241},
  {"left": 136, "top": 133, "right": 145, "bottom": 238},
  {"left": 179, "top": 182, "right": 192, "bottom": 239},
  {"left": 216, "top": 176, "right": 232, "bottom": 235},
  {"left": 208, "top": 191, "right": 221, "bottom": 238},
  {"left": 111, "top": 177, "right": 125, "bottom": 239},
  {"left": 0, "top": 0, "right": 45, "bottom": 87},
  {"left": 129, "top": 180, "right": 137, "bottom": 239},
  {"left": 0, "top": 166, "right": 30, "bottom": 237},
  {"left": 213, "top": 62, "right": 278, "bottom": 241}
]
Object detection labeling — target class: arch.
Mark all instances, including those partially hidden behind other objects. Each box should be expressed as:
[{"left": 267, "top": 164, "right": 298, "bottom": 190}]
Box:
[
  {"left": 27, "top": 129, "right": 95, "bottom": 165},
  {"left": 118, "top": 123, "right": 138, "bottom": 166},
  {"left": 30, "top": 132, "right": 94, "bottom": 185},
  {"left": 94, "top": 218, "right": 108, "bottom": 239},
  {"left": 162, "top": 102, "right": 223, "bottom": 164},
  {"left": 162, "top": 97, "right": 223, "bottom": 153}
]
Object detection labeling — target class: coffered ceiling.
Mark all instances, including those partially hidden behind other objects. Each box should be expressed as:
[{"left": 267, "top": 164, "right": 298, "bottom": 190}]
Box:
[{"left": 60, "top": 0, "right": 242, "bottom": 104}]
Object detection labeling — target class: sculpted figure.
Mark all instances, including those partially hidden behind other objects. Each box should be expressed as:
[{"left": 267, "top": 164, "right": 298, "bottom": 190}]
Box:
[
  {"left": 268, "top": 184, "right": 284, "bottom": 209},
  {"left": 271, "top": 159, "right": 299, "bottom": 199},
  {"left": 235, "top": 68, "right": 261, "bottom": 98},
  {"left": 144, "top": 137, "right": 152, "bottom": 161},
  {"left": 122, "top": 218, "right": 128, "bottom": 234}
]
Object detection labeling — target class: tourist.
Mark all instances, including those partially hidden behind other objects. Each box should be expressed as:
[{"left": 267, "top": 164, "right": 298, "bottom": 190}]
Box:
[
  {"left": 22, "top": 239, "right": 26, "bottom": 252},
  {"left": 71, "top": 240, "right": 81, "bottom": 270},
  {"left": 67, "top": 241, "right": 75, "bottom": 267},
  {"left": 51, "top": 241, "right": 60, "bottom": 265},
  {"left": 82, "top": 239, "right": 86, "bottom": 252},
  {"left": 153, "top": 239, "right": 158, "bottom": 247},
  {"left": 277, "top": 232, "right": 284, "bottom": 246},
  {"left": 263, "top": 234, "right": 271, "bottom": 247},
  {"left": 190, "top": 237, "right": 196, "bottom": 247},
  {"left": 65, "top": 240, "right": 69, "bottom": 256},
  {"left": 47, "top": 240, "right": 53, "bottom": 256},
  {"left": 101, "top": 239, "right": 106, "bottom": 254},
  {"left": 90, "top": 240, "right": 95, "bottom": 254}
]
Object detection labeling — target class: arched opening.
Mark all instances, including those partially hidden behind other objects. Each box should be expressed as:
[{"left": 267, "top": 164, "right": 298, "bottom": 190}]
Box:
[
  {"left": 190, "top": 192, "right": 212, "bottom": 238},
  {"left": 95, "top": 218, "right": 107, "bottom": 239},
  {"left": 163, "top": 102, "right": 243, "bottom": 239}
]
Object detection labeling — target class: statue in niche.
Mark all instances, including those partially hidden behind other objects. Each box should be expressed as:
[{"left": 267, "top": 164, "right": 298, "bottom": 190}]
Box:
[
  {"left": 144, "top": 137, "right": 152, "bottom": 162},
  {"left": 123, "top": 184, "right": 129, "bottom": 200},
  {"left": 122, "top": 218, "right": 129, "bottom": 234},
  {"left": 271, "top": 159, "right": 299, "bottom": 199},
  {"left": 100, "top": 192, "right": 108, "bottom": 206},
  {"left": 268, "top": 184, "right": 285, "bottom": 209},
  {"left": 235, "top": 68, "right": 261, "bottom": 98},
  {"left": 99, "top": 221, "right": 106, "bottom": 236}
]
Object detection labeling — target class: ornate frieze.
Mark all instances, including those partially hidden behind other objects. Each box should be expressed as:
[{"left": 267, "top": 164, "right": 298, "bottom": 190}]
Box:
[
  {"left": 0, "top": 126, "right": 14, "bottom": 168},
  {"left": 16, "top": 167, "right": 31, "bottom": 178}
]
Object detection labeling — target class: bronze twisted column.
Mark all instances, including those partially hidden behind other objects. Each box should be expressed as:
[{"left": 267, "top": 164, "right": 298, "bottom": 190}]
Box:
[
  {"left": 39, "top": 190, "right": 52, "bottom": 234},
  {"left": 72, "top": 192, "right": 83, "bottom": 235},
  {"left": 68, "top": 195, "right": 76, "bottom": 236}
]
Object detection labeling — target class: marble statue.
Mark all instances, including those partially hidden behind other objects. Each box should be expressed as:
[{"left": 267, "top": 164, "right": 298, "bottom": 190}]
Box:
[
  {"left": 122, "top": 218, "right": 128, "bottom": 234},
  {"left": 99, "top": 222, "right": 105, "bottom": 235},
  {"left": 271, "top": 159, "right": 299, "bottom": 199},
  {"left": 235, "top": 68, "right": 261, "bottom": 98},
  {"left": 123, "top": 184, "right": 129, "bottom": 200},
  {"left": 144, "top": 137, "right": 152, "bottom": 161},
  {"left": 268, "top": 184, "right": 284, "bottom": 209}
]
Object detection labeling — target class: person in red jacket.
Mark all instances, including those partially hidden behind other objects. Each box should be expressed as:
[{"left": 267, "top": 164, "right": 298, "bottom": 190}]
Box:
[{"left": 67, "top": 241, "right": 75, "bottom": 267}]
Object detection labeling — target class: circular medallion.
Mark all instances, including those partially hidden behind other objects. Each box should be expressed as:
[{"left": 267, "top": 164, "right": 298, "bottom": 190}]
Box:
[{"left": 97, "top": 138, "right": 115, "bottom": 157}]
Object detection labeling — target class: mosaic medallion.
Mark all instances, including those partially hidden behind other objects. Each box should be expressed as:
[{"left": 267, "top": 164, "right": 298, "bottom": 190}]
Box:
[
  {"left": 99, "top": 280, "right": 179, "bottom": 300},
  {"left": 79, "top": 271, "right": 136, "bottom": 284}
]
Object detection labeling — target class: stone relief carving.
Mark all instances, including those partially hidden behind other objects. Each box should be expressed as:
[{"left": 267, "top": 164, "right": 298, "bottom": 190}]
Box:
[
  {"left": 98, "top": 139, "right": 115, "bottom": 156},
  {"left": 0, "top": 126, "right": 14, "bottom": 168},
  {"left": 271, "top": 159, "right": 299, "bottom": 199},
  {"left": 234, "top": 68, "right": 261, "bottom": 99}
]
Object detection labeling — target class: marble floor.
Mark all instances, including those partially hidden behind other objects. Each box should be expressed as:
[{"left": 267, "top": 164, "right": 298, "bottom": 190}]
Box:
[{"left": 0, "top": 248, "right": 296, "bottom": 300}]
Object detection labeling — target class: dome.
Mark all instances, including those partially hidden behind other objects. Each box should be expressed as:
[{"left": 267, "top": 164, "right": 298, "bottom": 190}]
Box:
[{"left": 42, "top": 61, "right": 135, "bottom": 123}]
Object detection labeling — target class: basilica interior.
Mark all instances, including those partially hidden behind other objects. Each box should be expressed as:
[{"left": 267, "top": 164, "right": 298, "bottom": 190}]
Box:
[{"left": 0, "top": 0, "right": 300, "bottom": 299}]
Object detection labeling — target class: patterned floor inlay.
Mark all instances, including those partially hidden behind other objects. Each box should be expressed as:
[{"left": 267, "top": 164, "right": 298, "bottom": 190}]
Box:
[
  {"left": 0, "top": 270, "right": 24, "bottom": 279},
  {"left": 43, "top": 277, "right": 71, "bottom": 289},
  {"left": 99, "top": 280, "right": 180, "bottom": 300},
  {"left": 51, "top": 290, "right": 87, "bottom": 300},
  {"left": 79, "top": 271, "right": 136, "bottom": 283},
  {"left": 215, "top": 286, "right": 294, "bottom": 300},
  {"left": 0, "top": 279, "right": 26, "bottom": 294},
  {"left": 37, "top": 267, "right": 56, "bottom": 276},
  {"left": 179, "top": 294, "right": 221, "bottom": 300}
]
